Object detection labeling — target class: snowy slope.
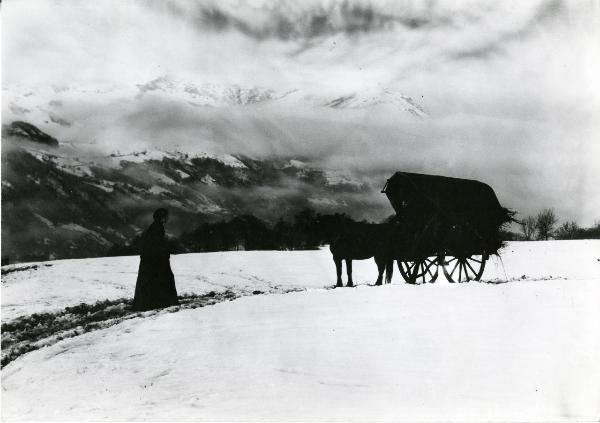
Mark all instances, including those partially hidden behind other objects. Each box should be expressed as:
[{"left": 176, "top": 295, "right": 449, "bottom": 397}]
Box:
[
  {"left": 1, "top": 250, "right": 330, "bottom": 321},
  {"left": 2, "top": 134, "right": 374, "bottom": 263},
  {"left": 2, "top": 240, "right": 599, "bottom": 321},
  {"left": 323, "top": 89, "right": 428, "bottom": 117},
  {"left": 2, "top": 241, "right": 600, "bottom": 421},
  {"left": 135, "top": 76, "right": 277, "bottom": 107}
]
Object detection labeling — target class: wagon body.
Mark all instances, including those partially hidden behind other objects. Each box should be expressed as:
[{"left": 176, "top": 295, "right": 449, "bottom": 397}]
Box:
[
  {"left": 383, "top": 172, "right": 505, "bottom": 227},
  {"left": 381, "top": 172, "right": 512, "bottom": 283}
]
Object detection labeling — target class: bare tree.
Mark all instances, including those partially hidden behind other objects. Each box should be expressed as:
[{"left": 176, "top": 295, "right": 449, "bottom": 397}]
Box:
[
  {"left": 520, "top": 215, "right": 537, "bottom": 240},
  {"left": 555, "top": 221, "right": 580, "bottom": 239},
  {"left": 535, "top": 208, "right": 557, "bottom": 240}
]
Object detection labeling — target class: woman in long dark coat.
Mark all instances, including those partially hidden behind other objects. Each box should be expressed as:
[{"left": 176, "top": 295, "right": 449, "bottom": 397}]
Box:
[{"left": 132, "top": 208, "right": 180, "bottom": 311}]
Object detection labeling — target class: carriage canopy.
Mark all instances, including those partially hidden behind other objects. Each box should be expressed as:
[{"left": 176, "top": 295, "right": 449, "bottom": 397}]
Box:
[{"left": 382, "top": 172, "right": 508, "bottom": 228}]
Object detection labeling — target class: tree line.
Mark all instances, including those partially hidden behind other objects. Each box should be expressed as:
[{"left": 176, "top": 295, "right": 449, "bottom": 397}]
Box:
[
  {"left": 107, "top": 207, "right": 600, "bottom": 257},
  {"left": 107, "top": 209, "right": 361, "bottom": 256},
  {"left": 517, "top": 208, "right": 600, "bottom": 241}
]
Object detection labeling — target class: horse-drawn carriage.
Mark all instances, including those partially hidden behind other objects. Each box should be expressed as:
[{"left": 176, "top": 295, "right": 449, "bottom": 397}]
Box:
[{"left": 381, "top": 172, "right": 513, "bottom": 284}]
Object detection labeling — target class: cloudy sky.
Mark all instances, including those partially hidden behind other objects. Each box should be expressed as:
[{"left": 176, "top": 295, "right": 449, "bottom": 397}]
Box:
[{"left": 2, "top": 0, "right": 600, "bottom": 225}]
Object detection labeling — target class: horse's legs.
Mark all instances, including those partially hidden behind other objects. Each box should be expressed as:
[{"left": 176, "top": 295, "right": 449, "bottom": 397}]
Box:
[
  {"left": 334, "top": 257, "right": 343, "bottom": 287},
  {"left": 375, "top": 256, "right": 385, "bottom": 286},
  {"left": 385, "top": 260, "right": 394, "bottom": 284},
  {"left": 345, "top": 259, "right": 354, "bottom": 287}
]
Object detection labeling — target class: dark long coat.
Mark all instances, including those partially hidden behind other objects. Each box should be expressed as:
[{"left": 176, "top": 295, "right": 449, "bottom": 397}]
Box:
[{"left": 132, "top": 221, "right": 179, "bottom": 311}]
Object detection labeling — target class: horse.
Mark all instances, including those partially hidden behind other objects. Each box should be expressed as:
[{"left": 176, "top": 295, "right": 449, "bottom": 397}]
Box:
[{"left": 329, "top": 222, "right": 394, "bottom": 287}]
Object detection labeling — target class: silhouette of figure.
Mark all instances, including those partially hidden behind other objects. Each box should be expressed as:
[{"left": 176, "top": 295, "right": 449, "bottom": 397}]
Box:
[{"left": 132, "top": 208, "right": 179, "bottom": 311}]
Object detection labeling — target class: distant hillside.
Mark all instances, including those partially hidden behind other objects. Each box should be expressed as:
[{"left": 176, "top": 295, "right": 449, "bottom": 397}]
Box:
[
  {"left": 1, "top": 122, "right": 388, "bottom": 263},
  {"left": 2, "top": 121, "right": 59, "bottom": 147}
]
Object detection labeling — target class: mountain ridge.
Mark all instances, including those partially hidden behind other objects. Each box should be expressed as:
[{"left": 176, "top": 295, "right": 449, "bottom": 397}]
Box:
[
  {"left": 3, "top": 79, "right": 428, "bottom": 138},
  {"left": 1, "top": 122, "right": 388, "bottom": 263}
]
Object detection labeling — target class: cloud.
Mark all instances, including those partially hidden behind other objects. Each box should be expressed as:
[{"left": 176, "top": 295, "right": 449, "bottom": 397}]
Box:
[
  {"left": 532, "top": 0, "right": 566, "bottom": 24},
  {"left": 159, "top": 0, "right": 433, "bottom": 41},
  {"left": 2, "top": 0, "right": 600, "bottom": 225},
  {"left": 4, "top": 0, "right": 594, "bottom": 95}
]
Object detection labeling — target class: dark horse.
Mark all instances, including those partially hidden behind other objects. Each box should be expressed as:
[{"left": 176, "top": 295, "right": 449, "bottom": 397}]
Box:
[{"left": 329, "top": 222, "right": 394, "bottom": 287}]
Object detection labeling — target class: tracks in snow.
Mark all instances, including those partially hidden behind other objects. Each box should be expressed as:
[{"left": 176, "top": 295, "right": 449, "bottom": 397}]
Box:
[
  {"left": 1, "top": 275, "right": 559, "bottom": 367},
  {"left": 1, "top": 286, "right": 304, "bottom": 368}
]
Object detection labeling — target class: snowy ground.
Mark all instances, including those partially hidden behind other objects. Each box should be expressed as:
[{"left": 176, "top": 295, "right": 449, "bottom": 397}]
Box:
[{"left": 1, "top": 241, "right": 600, "bottom": 421}]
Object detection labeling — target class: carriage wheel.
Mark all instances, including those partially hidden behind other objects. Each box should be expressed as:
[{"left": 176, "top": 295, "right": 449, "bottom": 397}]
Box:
[
  {"left": 443, "top": 252, "right": 487, "bottom": 283},
  {"left": 398, "top": 255, "right": 440, "bottom": 285}
]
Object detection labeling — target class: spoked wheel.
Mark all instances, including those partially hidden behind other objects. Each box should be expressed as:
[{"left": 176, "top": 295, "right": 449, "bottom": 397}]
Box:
[
  {"left": 398, "top": 255, "right": 441, "bottom": 285},
  {"left": 443, "top": 252, "right": 487, "bottom": 283}
]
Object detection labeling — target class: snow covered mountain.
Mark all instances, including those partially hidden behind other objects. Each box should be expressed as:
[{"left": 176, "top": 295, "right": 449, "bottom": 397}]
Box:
[
  {"left": 1, "top": 78, "right": 427, "bottom": 263},
  {"left": 2, "top": 121, "right": 60, "bottom": 147},
  {"left": 323, "top": 90, "right": 429, "bottom": 117},
  {"left": 1, "top": 122, "right": 380, "bottom": 263},
  {"left": 132, "top": 77, "right": 429, "bottom": 116},
  {"left": 135, "top": 76, "right": 278, "bottom": 106},
  {"left": 2, "top": 77, "right": 428, "bottom": 135}
]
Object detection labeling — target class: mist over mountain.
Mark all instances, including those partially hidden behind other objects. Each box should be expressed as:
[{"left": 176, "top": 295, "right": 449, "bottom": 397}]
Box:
[
  {"left": 2, "top": 77, "right": 433, "bottom": 262},
  {"left": 2, "top": 0, "right": 600, "bottom": 260},
  {"left": 1, "top": 122, "right": 395, "bottom": 262}
]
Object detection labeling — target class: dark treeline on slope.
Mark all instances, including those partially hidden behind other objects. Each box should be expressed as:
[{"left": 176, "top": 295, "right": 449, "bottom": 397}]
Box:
[
  {"left": 106, "top": 209, "right": 362, "bottom": 256},
  {"left": 107, "top": 207, "right": 600, "bottom": 257},
  {"left": 499, "top": 223, "right": 600, "bottom": 242},
  {"left": 552, "top": 221, "right": 600, "bottom": 240},
  {"left": 515, "top": 208, "right": 600, "bottom": 241}
]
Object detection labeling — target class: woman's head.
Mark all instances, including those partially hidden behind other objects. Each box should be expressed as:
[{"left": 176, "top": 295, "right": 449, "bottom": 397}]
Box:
[{"left": 153, "top": 208, "right": 169, "bottom": 223}]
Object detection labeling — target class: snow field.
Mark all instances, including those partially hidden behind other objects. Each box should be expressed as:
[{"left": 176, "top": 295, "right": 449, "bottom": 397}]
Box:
[
  {"left": 2, "top": 280, "right": 599, "bottom": 421},
  {"left": 1, "top": 240, "right": 599, "bottom": 420},
  {"left": 2, "top": 240, "right": 599, "bottom": 321}
]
